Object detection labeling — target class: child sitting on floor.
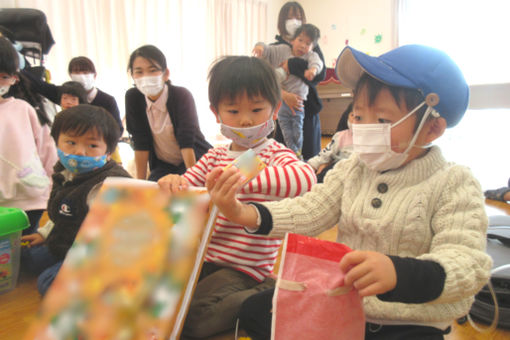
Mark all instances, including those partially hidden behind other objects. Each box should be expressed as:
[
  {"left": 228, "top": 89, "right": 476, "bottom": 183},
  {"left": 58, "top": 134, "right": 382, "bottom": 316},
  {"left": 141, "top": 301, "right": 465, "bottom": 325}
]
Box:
[
  {"left": 0, "top": 36, "right": 57, "bottom": 236},
  {"left": 207, "top": 45, "right": 492, "bottom": 340},
  {"left": 21, "top": 104, "right": 131, "bottom": 295},
  {"left": 157, "top": 56, "right": 316, "bottom": 339},
  {"left": 307, "top": 102, "right": 354, "bottom": 183}
]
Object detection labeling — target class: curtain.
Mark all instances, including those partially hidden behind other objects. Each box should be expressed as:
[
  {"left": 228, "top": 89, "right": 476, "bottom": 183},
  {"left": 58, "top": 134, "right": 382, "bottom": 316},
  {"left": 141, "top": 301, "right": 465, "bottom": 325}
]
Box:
[{"left": 4, "top": 0, "right": 268, "bottom": 140}]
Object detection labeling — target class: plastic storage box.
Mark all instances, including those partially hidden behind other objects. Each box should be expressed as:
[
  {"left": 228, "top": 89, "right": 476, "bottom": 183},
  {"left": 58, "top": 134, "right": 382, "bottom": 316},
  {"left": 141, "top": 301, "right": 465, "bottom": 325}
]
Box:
[{"left": 0, "top": 207, "right": 29, "bottom": 294}]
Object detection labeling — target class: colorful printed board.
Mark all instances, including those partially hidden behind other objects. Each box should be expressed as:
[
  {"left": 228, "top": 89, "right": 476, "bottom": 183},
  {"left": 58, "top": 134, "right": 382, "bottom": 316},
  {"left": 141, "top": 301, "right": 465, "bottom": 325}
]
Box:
[{"left": 24, "top": 178, "right": 215, "bottom": 340}]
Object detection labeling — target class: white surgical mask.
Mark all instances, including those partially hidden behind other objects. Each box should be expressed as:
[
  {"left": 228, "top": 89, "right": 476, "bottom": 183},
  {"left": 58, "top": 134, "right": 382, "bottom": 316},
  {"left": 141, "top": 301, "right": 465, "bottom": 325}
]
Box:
[
  {"left": 285, "top": 19, "right": 302, "bottom": 37},
  {"left": 220, "top": 118, "right": 275, "bottom": 149},
  {"left": 347, "top": 120, "right": 353, "bottom": 130},
  {"left": 353, "top": 102, "right": 436, "bottom": 172},
  {"left": 0, "top": 77, "right": 15, "bottom": 96},
  {"left": 0, "top": 85, "right": 10, "bottom": 96},
  {"left": 70, "top": 73, "right": 95, "bottom": 91},
  {"left": 134, "top": 75, "right": 165, "bottom": 97}
]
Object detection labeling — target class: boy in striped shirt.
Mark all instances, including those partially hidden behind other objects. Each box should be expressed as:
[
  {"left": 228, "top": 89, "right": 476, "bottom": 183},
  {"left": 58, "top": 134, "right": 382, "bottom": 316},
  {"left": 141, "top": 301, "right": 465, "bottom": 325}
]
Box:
[{"left": 158, "top": 56, "right": 316, "bottom": 339}]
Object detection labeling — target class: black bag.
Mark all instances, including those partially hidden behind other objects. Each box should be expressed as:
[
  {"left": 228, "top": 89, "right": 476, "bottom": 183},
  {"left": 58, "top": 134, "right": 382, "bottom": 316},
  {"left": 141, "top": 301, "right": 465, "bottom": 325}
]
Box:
[{"left": 468, "top": 216, "right": 510, "bottom": 329}]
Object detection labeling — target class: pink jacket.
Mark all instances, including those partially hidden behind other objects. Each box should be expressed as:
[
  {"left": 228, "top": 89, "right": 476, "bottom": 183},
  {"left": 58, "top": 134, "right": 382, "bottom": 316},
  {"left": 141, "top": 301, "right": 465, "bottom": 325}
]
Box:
[{"left": 0, "top": 97, "right": 57, "bottom": 210}]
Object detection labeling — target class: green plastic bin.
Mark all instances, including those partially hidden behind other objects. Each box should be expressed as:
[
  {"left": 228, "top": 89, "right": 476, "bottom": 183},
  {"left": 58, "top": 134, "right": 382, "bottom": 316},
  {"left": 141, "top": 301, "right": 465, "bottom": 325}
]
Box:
[{"left": 0, "top": 207, "right": 29, "bottom": 294}]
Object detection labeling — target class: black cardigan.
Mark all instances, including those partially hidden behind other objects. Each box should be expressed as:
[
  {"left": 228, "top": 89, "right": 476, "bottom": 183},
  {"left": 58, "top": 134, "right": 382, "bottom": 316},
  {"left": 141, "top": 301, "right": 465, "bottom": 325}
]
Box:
[{"left": 125, "top": 85, "right": 211, "bottom": 170}]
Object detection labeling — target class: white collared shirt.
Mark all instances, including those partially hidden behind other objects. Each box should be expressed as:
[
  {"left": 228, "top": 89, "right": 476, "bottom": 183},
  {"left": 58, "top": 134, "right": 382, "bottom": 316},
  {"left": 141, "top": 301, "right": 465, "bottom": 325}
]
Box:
[{"left": 145, "top": 84, "right": 182, "bottom": 165}]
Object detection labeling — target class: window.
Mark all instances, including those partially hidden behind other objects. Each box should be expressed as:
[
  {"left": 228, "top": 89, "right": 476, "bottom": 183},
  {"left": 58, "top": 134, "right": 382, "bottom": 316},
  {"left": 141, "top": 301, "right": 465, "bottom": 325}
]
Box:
[
  {"left": 399, "top": 0, "right": 510, "bottom": 191},
  {"left": 398, "top": 0, "right": 510, "bottom": 85}
]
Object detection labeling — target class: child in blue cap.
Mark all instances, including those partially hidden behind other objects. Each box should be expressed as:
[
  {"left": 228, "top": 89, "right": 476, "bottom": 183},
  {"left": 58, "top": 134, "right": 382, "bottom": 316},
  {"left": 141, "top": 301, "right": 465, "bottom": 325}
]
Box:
[{"left": 206, "top": 45, "right": 492, "bottom": 339}]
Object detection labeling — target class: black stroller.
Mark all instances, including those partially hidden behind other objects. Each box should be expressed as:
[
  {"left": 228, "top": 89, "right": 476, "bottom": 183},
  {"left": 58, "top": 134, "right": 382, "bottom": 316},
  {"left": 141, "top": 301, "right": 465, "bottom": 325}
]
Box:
[
  {"left": 0, "top": 8, "right": 58, "bottom": 122},
  {"left": 0, "top": 8, "right": 54, "bottom": 66}
]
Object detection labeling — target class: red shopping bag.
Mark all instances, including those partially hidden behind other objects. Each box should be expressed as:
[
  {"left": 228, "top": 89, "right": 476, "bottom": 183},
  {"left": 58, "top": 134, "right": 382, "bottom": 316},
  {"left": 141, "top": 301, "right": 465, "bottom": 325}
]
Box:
[{"left": 272, "top": 233, "right": 365, "bottom": 340}]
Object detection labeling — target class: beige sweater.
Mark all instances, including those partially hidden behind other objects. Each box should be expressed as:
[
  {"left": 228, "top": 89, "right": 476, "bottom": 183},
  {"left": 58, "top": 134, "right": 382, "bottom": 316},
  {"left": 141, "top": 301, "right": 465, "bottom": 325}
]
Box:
[{"left": 264, "top": 146, "right": 492, "bottom": 325}]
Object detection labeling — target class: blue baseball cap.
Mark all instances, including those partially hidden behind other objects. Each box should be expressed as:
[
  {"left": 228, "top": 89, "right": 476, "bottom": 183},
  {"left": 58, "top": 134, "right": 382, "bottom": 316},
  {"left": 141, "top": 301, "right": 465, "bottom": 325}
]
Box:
[{"left": 335, "top": 45, "right": 469, "bottom": 127}]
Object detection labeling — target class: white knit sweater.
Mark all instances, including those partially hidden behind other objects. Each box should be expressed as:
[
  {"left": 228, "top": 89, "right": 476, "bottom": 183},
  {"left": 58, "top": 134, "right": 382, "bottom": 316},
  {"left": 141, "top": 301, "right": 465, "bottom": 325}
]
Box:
[{"left": 264, "top": 146, "right": 492, "bottom": 325}]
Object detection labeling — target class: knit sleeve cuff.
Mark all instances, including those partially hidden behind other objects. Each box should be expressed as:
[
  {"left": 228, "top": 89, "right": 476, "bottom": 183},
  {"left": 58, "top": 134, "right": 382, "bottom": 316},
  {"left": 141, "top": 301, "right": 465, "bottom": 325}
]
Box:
[
  {"left": 377, "top": 256, "right": 446, "bottom": 303},
  {"left": 246, "top": 203, "right": 273, "bottom": 235}
]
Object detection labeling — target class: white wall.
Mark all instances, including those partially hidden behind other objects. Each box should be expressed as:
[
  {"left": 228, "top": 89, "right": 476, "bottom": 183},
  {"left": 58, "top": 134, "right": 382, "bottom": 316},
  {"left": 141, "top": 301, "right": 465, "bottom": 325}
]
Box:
[{"left": 266, "top": 0, "right": 396, "bottom": 69}]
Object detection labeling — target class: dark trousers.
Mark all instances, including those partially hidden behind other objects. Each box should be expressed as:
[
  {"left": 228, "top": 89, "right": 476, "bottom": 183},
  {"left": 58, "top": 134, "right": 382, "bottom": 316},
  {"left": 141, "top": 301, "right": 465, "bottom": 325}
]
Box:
[
  {"left": 23, "top": 209, "right": 44, "bottom": 235},
  {"left": 239, "top": 288, "right": 451, "bottom": 340}
]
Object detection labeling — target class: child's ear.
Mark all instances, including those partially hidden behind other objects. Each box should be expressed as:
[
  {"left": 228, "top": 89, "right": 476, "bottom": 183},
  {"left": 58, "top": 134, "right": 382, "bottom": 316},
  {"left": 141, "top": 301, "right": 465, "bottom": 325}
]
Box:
[
  {"left": 210, "top": 105, "right": 221, "bottom": 123},
  {"left": 424, "top": 117, "right": 446, "bottom": 144},
  {"left": 272, "top": 101, "right": 282, "bottom": 120}
]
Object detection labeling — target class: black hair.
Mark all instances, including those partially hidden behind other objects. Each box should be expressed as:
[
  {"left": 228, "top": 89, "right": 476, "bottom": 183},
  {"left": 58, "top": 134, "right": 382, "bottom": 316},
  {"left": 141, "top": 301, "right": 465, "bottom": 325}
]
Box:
[
  {"left": 336, "top": 102, "right": 353, "bottom": 132},
  {"left": 277, "top": 2, "right": 306, "bottom": 37},
  {"left": 68, "top": 56, "right": 96, "bottom": 74},
  {"left": 292, "top": 23, "right": 320, "bottom": 46},
  {"left": 127, "top": 45, "right": 171, "bottom": 85},
  {"left": 353, "top": 73, "right": 427, "bottom": 130},
  {"left": 58, "top": 81, "right": 87, "bottom": 104},
  {"left": 0, "top": 37, "right": 19, "bottom": 75},
  {"left": 7, "top": 72, "right": 52, "bottom": 126},
  {"left": 1, "top": 32, "right": 51, "bottom": 126},
  {"left": 208, "top": 56, "right": 281, "bottom": 111},
  {"left": 51, "top": 104, "right": 120, "bottom": 154}
]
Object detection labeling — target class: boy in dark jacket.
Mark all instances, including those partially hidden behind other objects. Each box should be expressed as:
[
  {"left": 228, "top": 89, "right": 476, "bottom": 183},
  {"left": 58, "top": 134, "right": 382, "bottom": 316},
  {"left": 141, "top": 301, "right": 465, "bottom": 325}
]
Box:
[{"left": 21, "top": 104, "right": 131, "bottom": 295}]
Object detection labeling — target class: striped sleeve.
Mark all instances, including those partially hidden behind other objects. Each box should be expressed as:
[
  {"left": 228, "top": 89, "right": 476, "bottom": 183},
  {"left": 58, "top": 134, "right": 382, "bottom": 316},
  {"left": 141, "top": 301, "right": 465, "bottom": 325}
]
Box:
[
  {"left": 183, "top": 147, "right": 233, "bottom": 187},
  {"left": 245, "top": 141, "right": 317, "bottom": 200}
]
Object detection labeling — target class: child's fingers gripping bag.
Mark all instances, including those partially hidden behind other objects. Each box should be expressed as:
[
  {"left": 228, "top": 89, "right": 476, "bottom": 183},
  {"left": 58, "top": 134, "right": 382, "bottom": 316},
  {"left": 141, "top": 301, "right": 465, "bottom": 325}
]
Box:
[{"left": 272, "top": 233, "right": 365, "bottom": 340}]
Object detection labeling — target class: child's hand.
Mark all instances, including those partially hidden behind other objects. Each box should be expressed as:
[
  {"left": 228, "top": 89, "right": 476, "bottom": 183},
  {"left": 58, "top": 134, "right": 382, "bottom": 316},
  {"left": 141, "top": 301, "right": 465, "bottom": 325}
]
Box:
[
  {"left": 304, "top": 68, "right": 317, "bottom": 81},
  {"left": 252, "top": 45, "right": 264, "bottom": 57},
  {"left": 339, "top": 250, "right": 397, "bottom": 297},
  {"left": 21, "top": 233, "right": 44, "bottom": 247},
  {"left": 157, "top": 174, "right": 189, "bottom": 194},
  {"left": 205, "top": 167, "right": 259, "bottom": 229},
  {"left": 316, "top": 163, "right": 331, "bottom": 175}
]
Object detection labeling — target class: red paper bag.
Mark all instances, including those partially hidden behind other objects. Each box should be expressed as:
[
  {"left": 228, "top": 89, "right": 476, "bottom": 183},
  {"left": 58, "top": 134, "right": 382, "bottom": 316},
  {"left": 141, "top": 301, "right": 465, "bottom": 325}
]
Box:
[{"left": 272, "top": 233, "right": 365, "bottom": 340}]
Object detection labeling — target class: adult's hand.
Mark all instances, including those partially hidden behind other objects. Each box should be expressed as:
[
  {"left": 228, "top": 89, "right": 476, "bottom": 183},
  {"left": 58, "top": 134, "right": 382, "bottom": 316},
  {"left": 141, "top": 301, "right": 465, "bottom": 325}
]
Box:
[{"left": 281, "top": 90, "right": 303, "bottom": 115}]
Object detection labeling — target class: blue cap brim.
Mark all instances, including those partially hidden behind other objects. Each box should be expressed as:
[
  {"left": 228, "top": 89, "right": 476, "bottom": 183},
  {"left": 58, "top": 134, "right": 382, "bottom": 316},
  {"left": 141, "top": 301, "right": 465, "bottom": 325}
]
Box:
[{"left": 335, "top": 46, "right": 416, "bottom": 91}]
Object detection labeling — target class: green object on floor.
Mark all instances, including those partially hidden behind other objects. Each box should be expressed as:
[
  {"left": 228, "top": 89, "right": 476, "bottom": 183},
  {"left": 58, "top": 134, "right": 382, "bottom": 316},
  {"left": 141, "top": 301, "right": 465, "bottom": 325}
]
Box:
[{"left": 0, "top": 207, "right": 30, "bottom": 294}]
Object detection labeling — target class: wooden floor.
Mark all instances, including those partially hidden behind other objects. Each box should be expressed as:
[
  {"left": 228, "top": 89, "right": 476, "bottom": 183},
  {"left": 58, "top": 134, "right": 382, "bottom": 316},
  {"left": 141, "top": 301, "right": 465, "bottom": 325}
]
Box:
[
  {"left": 2, "top": 208, "right": 510, "bottom": 340},
  {"left": 2, "top": 138, "right": 510, "bottom": 339}
]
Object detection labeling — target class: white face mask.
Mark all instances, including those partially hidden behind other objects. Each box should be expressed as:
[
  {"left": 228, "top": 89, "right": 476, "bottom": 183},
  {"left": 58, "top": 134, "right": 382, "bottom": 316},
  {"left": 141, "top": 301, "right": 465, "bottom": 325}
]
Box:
[
  {"left": 352, "top": 102, "right": 436, "bottom": 172},
  {"left": 220, "top": 118, "right": 275, "bottom": 149},
  {"left": 0, "top": 77, "right": 15, "bottom": 96},
  {"left": 70, "top": 73, "right": 95, "bottom": 91},
  {"left": 134, "top": 75, "right": 165, "bottom": 97},
  {"left": 0, "top": 85, "right": 10, "bottom": 96},
  {"left": 285, "top": 19, "right": 302, "bottom": 37}
]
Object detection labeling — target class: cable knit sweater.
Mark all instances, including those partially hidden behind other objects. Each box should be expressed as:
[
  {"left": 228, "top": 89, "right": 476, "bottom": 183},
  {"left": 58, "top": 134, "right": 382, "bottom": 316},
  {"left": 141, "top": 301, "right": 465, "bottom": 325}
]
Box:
[{"left": 263, "top": 146, "right": 492, "bottom": 325}]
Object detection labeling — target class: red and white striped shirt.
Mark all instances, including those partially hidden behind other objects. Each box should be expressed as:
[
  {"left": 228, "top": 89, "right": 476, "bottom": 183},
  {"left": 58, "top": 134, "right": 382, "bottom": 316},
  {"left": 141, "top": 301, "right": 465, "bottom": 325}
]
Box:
[{"left": 184, "top": 139, "right": 316, "bottom": 281}]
